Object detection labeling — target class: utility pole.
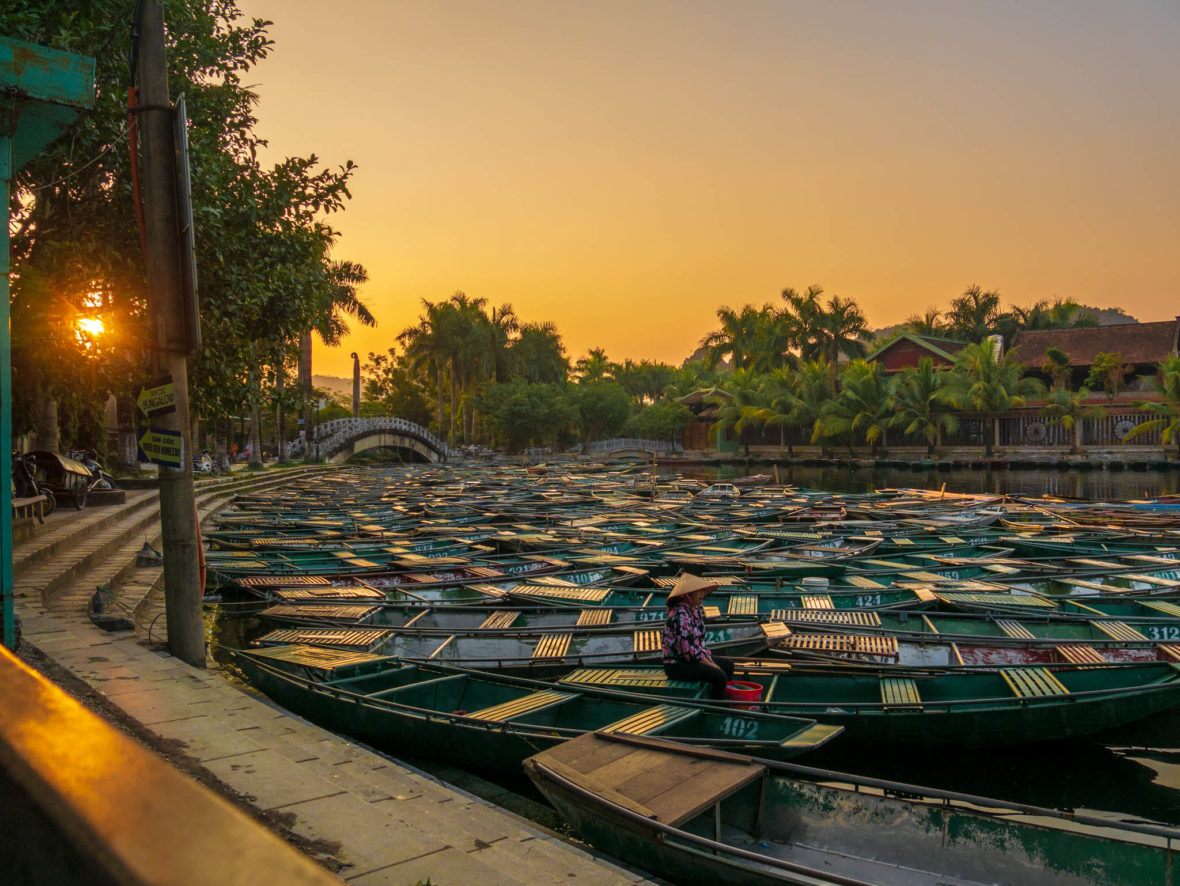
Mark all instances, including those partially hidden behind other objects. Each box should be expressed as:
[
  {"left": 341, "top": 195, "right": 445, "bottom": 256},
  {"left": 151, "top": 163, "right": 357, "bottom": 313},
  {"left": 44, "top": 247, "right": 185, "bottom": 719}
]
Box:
[
  {"left": 137, "top": 0, "right": 204, "bottom": 666},
  {"left": 351, "top": 352, "right": 361, "bottom": 418}
]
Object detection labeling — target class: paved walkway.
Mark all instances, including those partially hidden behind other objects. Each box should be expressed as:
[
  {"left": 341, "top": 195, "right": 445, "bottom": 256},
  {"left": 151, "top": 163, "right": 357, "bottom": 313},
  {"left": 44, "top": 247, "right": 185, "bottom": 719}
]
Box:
[{"left": 14, "top": 490, "right": 655, "bottom": 886}]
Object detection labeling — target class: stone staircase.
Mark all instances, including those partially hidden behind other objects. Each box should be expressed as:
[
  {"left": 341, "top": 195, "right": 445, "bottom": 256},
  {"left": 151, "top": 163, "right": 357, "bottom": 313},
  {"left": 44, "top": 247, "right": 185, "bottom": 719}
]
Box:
[{"left": 13, "top": 465, "right": 334, "bottom": 641}]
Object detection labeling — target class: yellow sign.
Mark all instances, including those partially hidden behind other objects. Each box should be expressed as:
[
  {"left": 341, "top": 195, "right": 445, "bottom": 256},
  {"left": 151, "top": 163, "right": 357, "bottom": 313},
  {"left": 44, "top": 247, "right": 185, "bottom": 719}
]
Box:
[
  {"left": 137, "top": 375, "right": 175, "bottom": 417},
  {"left": 137, "top": 428, "right": 183, "bottom": 468}
]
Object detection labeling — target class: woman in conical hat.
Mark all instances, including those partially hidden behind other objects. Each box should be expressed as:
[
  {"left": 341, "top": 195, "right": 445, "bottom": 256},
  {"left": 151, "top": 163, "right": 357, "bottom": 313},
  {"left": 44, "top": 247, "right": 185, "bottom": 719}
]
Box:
[{"left": 661, "top": 572, "right": 734, "bottom": 699}]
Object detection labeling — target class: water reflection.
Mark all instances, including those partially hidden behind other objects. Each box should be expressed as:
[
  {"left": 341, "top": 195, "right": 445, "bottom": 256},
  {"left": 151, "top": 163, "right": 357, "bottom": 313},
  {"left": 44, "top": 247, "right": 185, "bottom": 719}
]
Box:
[{"left": 675, "top": 463, "right": 1180, "bottom": 501}]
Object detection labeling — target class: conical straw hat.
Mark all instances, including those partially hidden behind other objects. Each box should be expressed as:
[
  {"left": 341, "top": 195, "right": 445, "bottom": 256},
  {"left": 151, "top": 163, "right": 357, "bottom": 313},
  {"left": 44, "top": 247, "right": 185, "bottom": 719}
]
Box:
[{"left": 667, "top": 573, "right": 720, "bottom": 600}]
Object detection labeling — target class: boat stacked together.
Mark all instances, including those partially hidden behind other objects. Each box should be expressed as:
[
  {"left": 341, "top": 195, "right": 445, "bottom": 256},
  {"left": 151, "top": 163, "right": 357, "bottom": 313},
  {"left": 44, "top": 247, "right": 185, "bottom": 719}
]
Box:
[{"left": 222, "top": 464, "right": 1180, "bottom": 884}]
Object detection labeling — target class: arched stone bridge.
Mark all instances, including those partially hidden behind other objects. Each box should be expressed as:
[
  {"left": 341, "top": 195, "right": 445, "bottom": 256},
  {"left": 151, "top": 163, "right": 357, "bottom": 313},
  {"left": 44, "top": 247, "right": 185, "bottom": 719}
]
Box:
[
  {"left": 309, "top": 417, "right": 450, "bottom": 463},
  {"left": 584, "top": 438, "right": 682, "bottom": 456}
]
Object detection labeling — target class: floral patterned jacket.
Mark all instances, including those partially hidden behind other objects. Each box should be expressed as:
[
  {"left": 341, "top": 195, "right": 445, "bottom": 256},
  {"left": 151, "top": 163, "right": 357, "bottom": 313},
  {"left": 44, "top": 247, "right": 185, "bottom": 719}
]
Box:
[{"left": 662, "top": 602, "right": 709, "bottom": 665}]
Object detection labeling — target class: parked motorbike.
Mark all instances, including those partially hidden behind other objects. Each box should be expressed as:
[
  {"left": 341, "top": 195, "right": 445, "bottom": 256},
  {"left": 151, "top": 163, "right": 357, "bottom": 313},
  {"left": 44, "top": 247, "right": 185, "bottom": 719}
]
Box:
[
  {"left": 12, "top": 452, "right": 56, "bottom": 517},
  {"left": 193, "top": 450, "right": 221, "bottom": 477}
]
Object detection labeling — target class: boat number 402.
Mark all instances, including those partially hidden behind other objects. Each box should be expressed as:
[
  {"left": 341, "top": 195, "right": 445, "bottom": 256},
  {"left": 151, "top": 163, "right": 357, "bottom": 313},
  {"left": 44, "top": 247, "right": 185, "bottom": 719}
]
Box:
[{"left": 720, "top": 717, "right": 759, "bottom": 738}]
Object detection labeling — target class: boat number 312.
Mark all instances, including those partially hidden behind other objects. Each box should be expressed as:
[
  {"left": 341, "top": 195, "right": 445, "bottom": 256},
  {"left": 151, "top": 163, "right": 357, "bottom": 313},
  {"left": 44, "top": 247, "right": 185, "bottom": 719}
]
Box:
[{"left": 1144, "top": 626, "right": 1180, "bottom": 641}]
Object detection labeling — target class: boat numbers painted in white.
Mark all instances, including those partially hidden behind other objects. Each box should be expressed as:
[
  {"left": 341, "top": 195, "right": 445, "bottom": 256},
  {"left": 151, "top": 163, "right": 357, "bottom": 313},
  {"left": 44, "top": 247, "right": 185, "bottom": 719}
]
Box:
[
  {"left": 854, "top": 594, "right": 882, "bottom": 607},
  {"left": 720, "top": 717, "right": 759, "bottom": 738},
  {"left": 1144, "top": 626, "right": 1180, "bottom": 641}
]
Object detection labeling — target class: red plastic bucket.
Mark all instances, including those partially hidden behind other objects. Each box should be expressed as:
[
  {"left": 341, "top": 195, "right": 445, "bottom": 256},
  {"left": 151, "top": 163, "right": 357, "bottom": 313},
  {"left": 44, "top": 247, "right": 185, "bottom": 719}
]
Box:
[{"left": 724, "top": 680, "right": 763, "bottom": 710}]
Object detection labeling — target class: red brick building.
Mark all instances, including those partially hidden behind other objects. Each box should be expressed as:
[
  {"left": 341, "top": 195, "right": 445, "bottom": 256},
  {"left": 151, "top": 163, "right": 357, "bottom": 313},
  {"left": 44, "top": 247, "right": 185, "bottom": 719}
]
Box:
[{"left": 865, "top": 333, "right": 970, "bottom": 372}]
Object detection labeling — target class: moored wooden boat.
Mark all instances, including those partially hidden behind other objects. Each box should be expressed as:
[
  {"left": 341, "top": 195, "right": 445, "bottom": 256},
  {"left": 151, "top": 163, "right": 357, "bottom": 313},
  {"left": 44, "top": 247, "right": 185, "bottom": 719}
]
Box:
[
  {"left": 525, "top": 731, "right": 1180, "bottom": 886},
  {"left": 228, "top": 645, "right": 842, "bottom": 770}
]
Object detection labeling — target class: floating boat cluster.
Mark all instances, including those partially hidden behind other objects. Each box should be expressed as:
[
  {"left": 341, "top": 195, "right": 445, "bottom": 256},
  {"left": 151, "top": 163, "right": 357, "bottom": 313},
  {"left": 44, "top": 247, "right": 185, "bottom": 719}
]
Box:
[{"left": 221, "top": 463, "right": 1180, "bottom": 885}]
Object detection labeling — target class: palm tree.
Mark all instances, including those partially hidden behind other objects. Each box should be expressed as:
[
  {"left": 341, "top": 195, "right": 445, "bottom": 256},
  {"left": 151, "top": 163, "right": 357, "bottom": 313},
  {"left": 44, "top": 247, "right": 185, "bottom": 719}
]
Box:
[
  {"left": 575, "top": 348, "right": 614, "bottom": 382},
  {"left": 707, "top": 369, "right": 763, "bottom": 456},
  {"left": 1126, "top": 356, "right": 1180, "bottom": 456},
  {"left": 941, "top": 341, "right": 1044, "bottom": 456},
  {"left": 944, "top": 284, "right": 1001, "bottom": 342},
  {"left": 891, "top": 357, "right": 959, "bottom": 455},
  {"left": 1041, "top": 386, "right": 1102, "bottom": 455},
  {"left": 904, "top": 307, "right": 946, "bottom": 337},
  {"left": 397, "top": 299, "right": 451, "bottom": 438},
  {"left": 815, "top": 360, "right": 893, "bottom": 456},
  {"left": 511, "top": 322, "right": 568, "bottom": 383},
  {"left": 700, "top": 304, "right": 764, "bottom": 370}
]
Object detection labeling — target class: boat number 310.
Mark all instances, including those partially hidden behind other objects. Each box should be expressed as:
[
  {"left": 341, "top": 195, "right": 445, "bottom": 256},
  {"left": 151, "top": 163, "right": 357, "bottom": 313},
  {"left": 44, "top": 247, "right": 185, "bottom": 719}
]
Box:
[{"left": 720, "top": 717, "right": 759, "bottom": 738}]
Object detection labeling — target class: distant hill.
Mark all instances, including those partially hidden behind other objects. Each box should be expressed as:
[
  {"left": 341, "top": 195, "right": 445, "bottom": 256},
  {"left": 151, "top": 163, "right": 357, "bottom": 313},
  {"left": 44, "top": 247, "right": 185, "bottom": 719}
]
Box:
[{"left": 314, "top": 374, "right": 352, "bottom": 398}]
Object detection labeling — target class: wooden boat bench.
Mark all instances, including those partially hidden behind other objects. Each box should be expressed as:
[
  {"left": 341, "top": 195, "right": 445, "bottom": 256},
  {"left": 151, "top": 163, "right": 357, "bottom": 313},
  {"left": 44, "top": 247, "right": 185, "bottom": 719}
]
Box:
[
  {"left": 995, "top": 619, "right": 1037, "bottom": 639},
  {"left": 601, "top": 703, "right": 698, "bottom": 736},
  {"left": 576, "top": 609, "right": 611, "bottom": 627},
  {"left": 1054, "top": 644, "right": 1108, "bottom": 666},
  {"left": 560, "top": 668, "right": 706, "bottom": 695},
  {"left": 532, "top": 633, "right": 572, "bottom": 660},
  {"left": 771, "top": 610, "right": 882, "bottom": 627},
  {"left": 1001, "top": 667, "right": 1069, "bottom": 699},
  {"left": 801, "top": 595, "right": 834, "bottom": 609},
  {"left": 468, "top": 689, "right": 576, "bottom": 722},
  {"left": 880, "top": 677, "right": 923, "bottom": 710},
  {"left": 727, "top": 596, "right": 756, "bottom": 616},
  {"left": 632, "top": 630, "right": 661, "bottom": 654},
  {"left": 478, "top": 611, "right": 520, "bottom": 630},
  {"left": 12, "top": 494, "right": 47, "bottom": 524},
  {"left": 1089, "top": 620, "right": 1150, "bottom": 642}
]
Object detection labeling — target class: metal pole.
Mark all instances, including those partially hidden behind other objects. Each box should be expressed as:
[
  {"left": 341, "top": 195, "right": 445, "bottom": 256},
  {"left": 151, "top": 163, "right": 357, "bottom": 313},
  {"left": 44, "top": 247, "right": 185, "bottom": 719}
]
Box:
[
  {"left": 137, "top": 0, "right": 204, "bottom": 666},
  {"left": 1, "top": 143, "right": 14, "bottom": 649}
]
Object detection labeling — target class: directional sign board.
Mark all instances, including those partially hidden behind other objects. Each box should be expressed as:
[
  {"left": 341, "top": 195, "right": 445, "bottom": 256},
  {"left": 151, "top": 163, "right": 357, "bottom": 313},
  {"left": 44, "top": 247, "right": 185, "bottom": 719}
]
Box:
[
  {"left": 137, "top": 375, "right": 175, "bottom": 418},
  {"left": 137, "top": 427, "right": 183, "bottom": 468}
]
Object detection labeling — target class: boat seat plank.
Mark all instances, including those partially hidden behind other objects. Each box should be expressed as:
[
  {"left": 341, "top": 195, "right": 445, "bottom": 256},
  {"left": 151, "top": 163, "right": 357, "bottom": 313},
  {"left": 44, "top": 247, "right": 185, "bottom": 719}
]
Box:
[
  {"left": 995, "top": 619, "right": 1036, "bottom": 639},
  {"left": 760, "top": 621, "right": 791, "bottom": 642},
  {"left": 600, "top": 704, "right": 697, "bottom": 736},
  {"left": 533, "top": 634, "right": 573, "bottom": 660},
  {"left": 880, "top": 677, "right": 923, "bottom": 710},
  {"left": 576, "top": 609, "right": 612, "bottom": 627},
  {"left": 560, "top": 668, "right": 701, "bottom": 691},
  {"left": 1002, "top": 667, "right": 1069, "bottom": 698},
  {"left": 632, "top": 630, "right": 661, "bottom": 654},
  {"left": 478, "top": 611, "right": 520, "bottom": 630},
  {"left": 1157, "top": 645, "right": 1180, "bottom": 662},
  {"left": 801, "top": 595, "right": 834, "bottom": 610},
  {"left": 727, "top": 596, "right": 757, "bottom": 616},
  {"left": 1068, "top": 558, "right": 1123, "bottom": 569},
  {"left": 1141, "top": 600, "right": 1180, "bottom": 617},
  {"left": 776, "top": 610, "right": 882, "bottom": 627},
  {"left": 1125, "top": 574, "right": 1180, "bottom": 588},
  {"left": 1090, "top": 620, "right": 1150, "bottom": 642},
  {"left": 257, "top": 627, "right": 390, "bottom": 650},
  {"left": 510, "top": 586, "right": 612, "bottom": 603},
  {"left": 469, "top": 689, "right": 575, "bottom": 722},
  {"left": 1055, "top": 644, "right": 1108, "bottom": 666},
  {"left": 845, "top": 575, "right": 886, "bottom": 589},
  {"left": 911, "top": 587, "right": 938, "bottom": 603},
  {"left": 782, "top": 633, "right": 855, "bottom": 653}
]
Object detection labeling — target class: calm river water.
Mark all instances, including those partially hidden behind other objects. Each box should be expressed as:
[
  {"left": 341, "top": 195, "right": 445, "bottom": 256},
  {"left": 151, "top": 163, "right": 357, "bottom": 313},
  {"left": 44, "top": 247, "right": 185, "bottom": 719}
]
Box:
[{"left": 678, "top": 462, "right": 1180, "bottom": 500}]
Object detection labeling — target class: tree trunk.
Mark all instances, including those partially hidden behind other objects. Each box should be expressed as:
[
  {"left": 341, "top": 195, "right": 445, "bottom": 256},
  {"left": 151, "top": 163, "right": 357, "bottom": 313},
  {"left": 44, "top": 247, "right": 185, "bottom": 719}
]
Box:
[
  {"left": 34, "top": 384, "right": 60, "bottom": 454},
  {"left": 448, "top": 359, "right": 457, "bottom": 445},
  {"left": 986, "top": 417, "right": 997, "bottom": 457},
  {"left": 299, "top": 331, "right": 314, "bottom": 460},
  {"left": 436, "top": 364, "right": 445, "bottom": 439},
  {"left": 250, "top": 402, "right": 263, "bottom": 468},
  {"left": 276, "top": 362, "right": 285, "bottom": 461},
  {"left": 351, "top": 352, "right": 361, "bottom": 419}
]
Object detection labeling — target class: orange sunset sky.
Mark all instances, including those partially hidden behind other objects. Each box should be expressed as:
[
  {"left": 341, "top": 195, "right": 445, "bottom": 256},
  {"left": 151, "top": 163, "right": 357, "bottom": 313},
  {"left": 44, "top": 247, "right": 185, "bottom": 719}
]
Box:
[{"left": 238, "top": 0, "right": 1180, "bottom": 378}]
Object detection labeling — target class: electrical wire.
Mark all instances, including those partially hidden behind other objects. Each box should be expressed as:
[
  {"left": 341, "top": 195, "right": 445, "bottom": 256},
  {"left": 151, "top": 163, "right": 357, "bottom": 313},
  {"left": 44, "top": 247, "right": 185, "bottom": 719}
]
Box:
[{"left": 22, "top": 125, "right": 130, "bottom": 192}]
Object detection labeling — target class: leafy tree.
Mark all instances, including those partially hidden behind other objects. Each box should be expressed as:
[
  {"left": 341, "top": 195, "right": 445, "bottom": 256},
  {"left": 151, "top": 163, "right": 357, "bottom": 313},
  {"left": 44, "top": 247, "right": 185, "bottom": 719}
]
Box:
[
  {"left": 475, "top": 380, "right": 576, "bottom": 451},
  {"left": 1085, "top": 352, "right": 1133, "bottom": 405},
  {"left": 574, "top": 348, "right": 615, "bottom": 383},
  {"left": 891, "top": 358, "right": 959, "bottom": 455},
  {"left": 903, "top": 307, "right": 947, "bottom": 337},
  {"left": 615, "top": 359, "right": 678, "bottom": 405},
  {"left": 1041, "top": 387, "right": 1101, "bottom": 455},
  {"left": 942, "top": 342, "right": 1045, "bottom": 455},
  {"left": 628, "top": 399, "right": 693, "bottom": 443},
  {"left": 1041, "top": 346, "right": 1073, "bottom": 391},
  {"left": 362, "top": 349, "right": 432, "bottom": 426},
  {"left": 944, "top": 285, "right": 1002, "bottom": 342},
  {"left": 815, "top": 360, "right": 893, "bottom": 455},
  {"left": 511, "top": 322, "right": 568, "bottom": 384},
  {"left": 707, "top": 369, "right": 765, "bottom": 456},
  {"left": 1126, "top": 356, "right": 1180, "bottom": 456},
  {"left": 570, "top": 381, "right": 632, "bottom": 442}
]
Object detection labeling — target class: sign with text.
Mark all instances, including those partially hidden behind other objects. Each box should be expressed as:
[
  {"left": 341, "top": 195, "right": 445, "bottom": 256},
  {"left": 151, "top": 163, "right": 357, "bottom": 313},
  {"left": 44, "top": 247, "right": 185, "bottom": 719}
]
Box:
[
  {"left": 137, "top": 427, "right": 183, "bottom": 468},
  {"left": 137, "top": 375, "right": 176, "bottom": 418}
]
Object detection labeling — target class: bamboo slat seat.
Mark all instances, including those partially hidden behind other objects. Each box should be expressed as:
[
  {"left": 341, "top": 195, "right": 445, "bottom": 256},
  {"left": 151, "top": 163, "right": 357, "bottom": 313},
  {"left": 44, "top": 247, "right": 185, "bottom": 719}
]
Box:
[
  {"left": 1157, "top": 645, "right": 1180, "bottom": 662},
  {"left": 996, "top": 620, "right": 1036, "bottom": 639},
  {"left": 1054, "top": 644, "right": 1109, "bottom": 665},
  {"left": 801, "top": 595, "right": 834, "bottom": 609},
  {"left": 845, "top": 575, "right": 886, "bottom": 589},
  {"left": 510, "top": 586, "right": 611, "bottom": 602},
  {"left": 632, "top": 630, "right": 661, "bottom": 654},
  {"left": 773, "top": 610, "right": 882, "bottom": 627},
  {"left": 600, "top": 704, "right": 697, "bottom": 736},
  {"left": 1141, "top": 600, "right": 1180, "bottom": 617},
  {"left": 238, "top": 575, "right": 332, "bottom": 588},
  {"left": 1002, "top": 667, "right": 1069, "bottom": 698},
  {"left": 1126, "top": 574, "right": 1180, "bottom": 588},
  {"left": 532, "top": 633, "right": 572, "bottom": 660},
  {"left": 469, "top": 689, "right": 575, "bottom": 722},
  {"left": 1090, "top": 620, "right": 1150, "bottom": 642},
  {"left": 727, "top": 596, "right": 756, "bottom": 616},
  {"left": 560, "top": 668, "right": 698, "bottom": 690},
  {"left": 760, "top": 621, "right": 791, "bottom": 641},
  {"left": 576, "top": 609, "right": 612, "bottom": 627},
  {"left": 880, "top": 677, "right": 923, "bottom": 710},
  {"left": 781, "top": 633, "right": 855, "bottom": 653},
  {"left": 478, "top": 611, "right": 520, "bottom": 630}
]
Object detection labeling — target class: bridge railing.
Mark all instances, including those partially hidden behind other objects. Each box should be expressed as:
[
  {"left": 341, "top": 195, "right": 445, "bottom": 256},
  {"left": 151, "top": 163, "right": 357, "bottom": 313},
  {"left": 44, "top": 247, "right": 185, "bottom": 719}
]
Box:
[
  {"left": 585, "top": 438, "right": 682, "bottom": 455},
  {"left": 310, "top": 416, "right": 450, "bottom": 460}
]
